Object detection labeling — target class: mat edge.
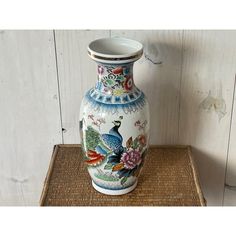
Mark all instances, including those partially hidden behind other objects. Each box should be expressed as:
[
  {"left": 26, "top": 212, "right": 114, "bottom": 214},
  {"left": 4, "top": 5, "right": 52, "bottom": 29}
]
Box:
[
  {"left": 187, "top": 146, "right": 207, "bottom": 206},
  {"left": 39, "top": 145, "right": 60, "bottom": 206}
]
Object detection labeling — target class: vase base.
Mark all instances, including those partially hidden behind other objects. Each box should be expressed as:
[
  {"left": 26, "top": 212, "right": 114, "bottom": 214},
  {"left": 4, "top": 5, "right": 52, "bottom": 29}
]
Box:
[{"left": 92, "top": 181, "right": 138, "bottom": 195}]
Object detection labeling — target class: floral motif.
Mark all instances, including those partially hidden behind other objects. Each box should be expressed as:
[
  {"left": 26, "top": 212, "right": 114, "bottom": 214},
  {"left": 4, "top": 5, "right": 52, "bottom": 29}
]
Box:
[
  {"left": 88, "top": 114, "right": 106, "bottom": 130},
  {"left": 134, "top": 120, "right": 147, "bottom": 131},
  {"left": 113, "top": 88, "right": 125, "bottom": 96},
  {"left": 98, "top": 65, "right": 104, "bottom": 75},
  {"left": 96, "top": 64, "right": 134, "bottom": 96},
  {"left": 121, "top": 149, "right": 141, "bottom": 169},
  {"left": 112, "top": 67, "right": 123, "bottom": 74},
  {"left": 106, "top": 133, "right": 148, "bottom": 184}
]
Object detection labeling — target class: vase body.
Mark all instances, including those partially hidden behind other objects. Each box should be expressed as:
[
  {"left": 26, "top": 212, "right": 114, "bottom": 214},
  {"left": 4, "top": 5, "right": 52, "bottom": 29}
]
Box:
[{"left": 79, "top": 38, "right": 150, "bottom": 195}]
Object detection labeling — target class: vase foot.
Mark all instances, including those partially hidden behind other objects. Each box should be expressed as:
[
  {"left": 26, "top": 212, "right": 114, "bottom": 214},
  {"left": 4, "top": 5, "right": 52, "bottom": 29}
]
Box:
[{"left": 92, "top": 181, "right": 138, "bottom": 195}]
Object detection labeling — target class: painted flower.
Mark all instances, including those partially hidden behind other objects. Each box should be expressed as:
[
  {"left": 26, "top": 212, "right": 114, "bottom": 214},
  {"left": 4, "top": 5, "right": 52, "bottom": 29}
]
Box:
[
  {"left": 121, "top": 149, "right": 142, "bottom": 169},
  {"left": 103, "top": 87, "right": 111, "bottom": 93},
  {"left": 138, "top": 134, "right": 147, "bottom": 146},
  {"left": 112, "top": 67, "right": 123, "bottom": 74},
  {"left": 124, "top": 76, "right": 133, "bottom": 91},
  {"left": 113, "top": 88, "right": 125, "bottom": 96},
  {"left": 123, "top": 67, "right": 130, "bottom": 75},
  {"left": 98, "top": 65, "right": 104, "bottom": 75}
]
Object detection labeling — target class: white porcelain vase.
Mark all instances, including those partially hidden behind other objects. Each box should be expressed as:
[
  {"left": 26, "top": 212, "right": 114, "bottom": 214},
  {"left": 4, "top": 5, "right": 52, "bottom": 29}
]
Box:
[{"left": 79, "top": 37, "right": 150, "bottom": 195}]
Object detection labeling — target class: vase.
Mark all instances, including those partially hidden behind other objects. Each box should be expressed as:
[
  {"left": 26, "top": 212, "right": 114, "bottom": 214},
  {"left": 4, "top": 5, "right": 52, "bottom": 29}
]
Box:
[{"left": 79, "top": 37, "right": 150, "bottom": 195}]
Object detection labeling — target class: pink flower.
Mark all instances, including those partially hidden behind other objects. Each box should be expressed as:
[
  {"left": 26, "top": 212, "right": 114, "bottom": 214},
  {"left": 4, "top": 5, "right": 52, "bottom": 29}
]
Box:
[
  {"left": 98, "top": 65, "right": 104, "bottom": 75},
  {"left": 121, "top": 149, "right": 142, "bottom": 169}
]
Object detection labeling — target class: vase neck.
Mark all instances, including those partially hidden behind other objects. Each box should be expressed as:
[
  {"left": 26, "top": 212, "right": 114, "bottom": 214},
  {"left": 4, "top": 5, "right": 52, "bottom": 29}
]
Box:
[{"left": 95, "top": 63, "right": 135, "bottom": 96}]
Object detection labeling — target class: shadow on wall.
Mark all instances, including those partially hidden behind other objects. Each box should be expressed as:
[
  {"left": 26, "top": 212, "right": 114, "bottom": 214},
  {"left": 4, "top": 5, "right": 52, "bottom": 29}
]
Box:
[
  {"left": 134, "top": 41, "right": 183, "bottom": 145},
  {"left": 191, "top": 147, "right": 225, "bottom": 206},
  {"left": 138, "top": 36, "right": 230, "bottom": 206},
  {"left": 177, "top": 66, "right": 224, "bottom": 206},
  {"left": 176, "top": 36, "right": 232, "bottom": 206}
]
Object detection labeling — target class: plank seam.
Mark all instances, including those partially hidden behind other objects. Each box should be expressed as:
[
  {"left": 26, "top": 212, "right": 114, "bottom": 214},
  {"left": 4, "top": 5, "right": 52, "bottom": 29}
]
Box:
[
  {"left": 177, "top": 30, "right": 185, "bottom": 143},
  {"left": 53, "top": 30, "right": 64, "bottom": 144}
]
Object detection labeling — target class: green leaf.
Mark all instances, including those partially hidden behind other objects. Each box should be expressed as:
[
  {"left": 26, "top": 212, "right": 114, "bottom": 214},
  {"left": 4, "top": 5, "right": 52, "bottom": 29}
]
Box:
[
  {"left": 106, "top": 79, "right": 115, "bottom": 86},
  {"left": 104, "top": 163, "right": 113, "bottom": 170},
  {"left": 132, "top": 137, "right": 139, "bottom": 149},
  {"left": 121, "top": 176, "right": 128, "bottom": 185},
  {"left": 116, "top": 75, "right": 125, "bottom": 81}
]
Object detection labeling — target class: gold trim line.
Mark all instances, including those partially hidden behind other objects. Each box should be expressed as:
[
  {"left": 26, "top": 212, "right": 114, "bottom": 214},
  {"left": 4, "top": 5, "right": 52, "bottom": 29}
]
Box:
[{"left": 88, "top": 51, "right": 142, "bottom": 61}]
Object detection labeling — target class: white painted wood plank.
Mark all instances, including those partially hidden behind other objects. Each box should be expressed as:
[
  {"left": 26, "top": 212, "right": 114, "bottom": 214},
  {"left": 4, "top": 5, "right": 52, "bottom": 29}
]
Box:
[
  {"left": 55, "top": 30, "right": 110, "bottom": 143},
  {"left": 111, "top": 30, "right": 183, "bottom": 144},
  {"left": 179, "top": 30, "right": 236, "bottom": 205},
  {"left": 0, "top": 30, "right": 62, "bottom": 205},
  {"left": 224, "top": 77, "right": 236, "bottom": 205}
]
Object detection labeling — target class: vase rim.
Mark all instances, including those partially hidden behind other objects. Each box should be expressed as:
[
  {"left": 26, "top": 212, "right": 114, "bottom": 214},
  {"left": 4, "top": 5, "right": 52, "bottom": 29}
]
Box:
[{"left": 88, "top": 37, "right": 143, "bottom": 64}]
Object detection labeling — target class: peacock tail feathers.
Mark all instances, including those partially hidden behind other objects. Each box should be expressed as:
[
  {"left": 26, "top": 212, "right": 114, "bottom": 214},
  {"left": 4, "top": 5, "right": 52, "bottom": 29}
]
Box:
[
  {"left": 84, "top": 125, "right": 102, "bottom": 150},
  {"left": 83, "top": 125, "right": 114, "bottom": 167}
]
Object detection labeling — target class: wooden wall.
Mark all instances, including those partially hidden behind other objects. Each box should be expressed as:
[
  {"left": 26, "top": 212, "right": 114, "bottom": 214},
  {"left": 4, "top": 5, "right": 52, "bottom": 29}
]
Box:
[
  {"left": 0, "top": 31, "right": 62, "bottom": 205},
  {"left": 0, "top": 30, "right": 235, "bottom": 205}
]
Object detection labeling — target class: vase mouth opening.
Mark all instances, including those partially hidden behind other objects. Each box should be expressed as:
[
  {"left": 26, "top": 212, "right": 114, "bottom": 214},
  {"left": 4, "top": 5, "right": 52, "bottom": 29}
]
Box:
[{"left": 88, "top": 37, "right": 143, "bottom": 64}]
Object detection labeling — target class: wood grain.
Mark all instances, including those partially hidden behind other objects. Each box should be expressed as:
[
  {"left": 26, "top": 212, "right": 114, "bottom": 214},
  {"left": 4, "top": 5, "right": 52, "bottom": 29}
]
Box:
[
  {"left": 179, "top": 30, "right": 236, "bottom": 205},
  {"left": 54, "top": 30, "right": 110, "bottom": 144},
  {"left": 111, "top": 30, "right": 183, "bottom": 145},
  {"left": 0, "top": 30, "right": 62, "bottom": 205}
]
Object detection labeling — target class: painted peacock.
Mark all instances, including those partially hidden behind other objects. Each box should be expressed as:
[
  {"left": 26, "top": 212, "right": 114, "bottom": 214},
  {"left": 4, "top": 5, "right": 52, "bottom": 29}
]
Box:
[{"left": 83, "top": 117, "right": 124, "bottom": 166}]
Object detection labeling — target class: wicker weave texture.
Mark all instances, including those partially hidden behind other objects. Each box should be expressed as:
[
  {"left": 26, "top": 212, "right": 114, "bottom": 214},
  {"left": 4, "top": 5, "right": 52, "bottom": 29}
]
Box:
[{"left": 40, "top": 145, "right": 206, "bottom": 206}]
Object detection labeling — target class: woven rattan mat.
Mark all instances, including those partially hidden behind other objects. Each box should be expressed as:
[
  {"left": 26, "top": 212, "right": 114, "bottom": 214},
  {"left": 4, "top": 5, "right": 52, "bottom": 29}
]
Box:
[{"left": 40, "top": 145, "right": 206, "bottom": 206}]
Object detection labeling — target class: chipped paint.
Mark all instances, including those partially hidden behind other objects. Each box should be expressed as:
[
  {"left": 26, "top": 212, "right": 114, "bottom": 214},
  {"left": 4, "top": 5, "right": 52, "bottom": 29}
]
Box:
[
  {"left": 144, "top": 53, "right": 162, "bottom": 65},
  {"left": 144, "top": 42, "right": 162, "bottom": 65},
  {"left": 199, "top": 90, "right": 226, "bottom": 121},
  {"left": 62, "top": 128, "right": 67, "bottom": 133}
]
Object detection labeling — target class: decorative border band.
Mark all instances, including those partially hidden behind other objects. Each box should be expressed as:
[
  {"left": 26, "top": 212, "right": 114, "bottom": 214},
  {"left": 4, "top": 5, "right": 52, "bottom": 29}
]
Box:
[{"left": 84, "top": 89, "right": 147, "bottom": 115}]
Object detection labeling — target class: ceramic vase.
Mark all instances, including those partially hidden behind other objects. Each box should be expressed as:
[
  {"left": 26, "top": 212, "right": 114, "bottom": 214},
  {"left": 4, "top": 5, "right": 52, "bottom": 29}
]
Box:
[{"left": 79, "top": 37, "right": 150, "bottom": 195}]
